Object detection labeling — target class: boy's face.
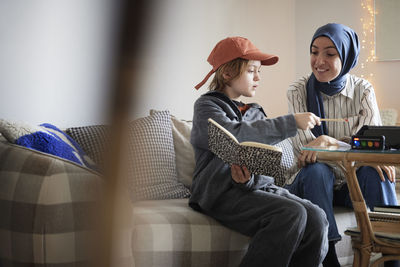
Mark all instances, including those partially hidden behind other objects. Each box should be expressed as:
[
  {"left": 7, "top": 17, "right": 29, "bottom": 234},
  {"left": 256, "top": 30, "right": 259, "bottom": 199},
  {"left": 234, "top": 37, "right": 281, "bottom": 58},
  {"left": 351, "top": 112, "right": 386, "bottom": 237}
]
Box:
[{"left": 223, "top": 60, "right": 261, "bottom": 100}]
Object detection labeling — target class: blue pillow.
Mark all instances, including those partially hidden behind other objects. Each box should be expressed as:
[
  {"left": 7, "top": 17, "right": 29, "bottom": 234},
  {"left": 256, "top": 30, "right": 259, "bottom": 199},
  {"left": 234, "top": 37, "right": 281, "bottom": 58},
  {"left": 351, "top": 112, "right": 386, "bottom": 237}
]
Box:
[{"left": 0, "top": 119, "right": 97, "bottom": 170}]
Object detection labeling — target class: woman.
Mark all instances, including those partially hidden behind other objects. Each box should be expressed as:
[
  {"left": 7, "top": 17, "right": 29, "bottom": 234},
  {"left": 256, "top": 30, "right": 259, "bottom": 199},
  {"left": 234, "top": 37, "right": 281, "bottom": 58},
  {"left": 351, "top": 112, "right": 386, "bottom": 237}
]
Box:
[{"left": 286, "top": 23, "right": 398, "bottom": 267}]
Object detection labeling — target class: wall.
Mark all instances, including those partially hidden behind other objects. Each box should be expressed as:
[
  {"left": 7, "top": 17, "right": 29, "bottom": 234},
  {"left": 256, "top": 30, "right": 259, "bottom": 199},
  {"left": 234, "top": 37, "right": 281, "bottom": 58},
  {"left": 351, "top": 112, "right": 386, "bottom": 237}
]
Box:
[
  {"left": 0, "top": 0, "right": 296, "bottom": 126},
  {"left": 0, "top": 0, "right": 116, "bottom": 128},
  {"left": 0, "top": 0, "right": 399, "bottom": 127}
]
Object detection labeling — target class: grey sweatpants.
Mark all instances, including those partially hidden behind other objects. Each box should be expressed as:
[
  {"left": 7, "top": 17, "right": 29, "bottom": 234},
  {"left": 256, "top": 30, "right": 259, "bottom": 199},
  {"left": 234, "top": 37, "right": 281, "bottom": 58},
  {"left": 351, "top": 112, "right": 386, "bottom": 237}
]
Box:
[{"left": 206, "top": 184, "right": 329, "bottom": 267}]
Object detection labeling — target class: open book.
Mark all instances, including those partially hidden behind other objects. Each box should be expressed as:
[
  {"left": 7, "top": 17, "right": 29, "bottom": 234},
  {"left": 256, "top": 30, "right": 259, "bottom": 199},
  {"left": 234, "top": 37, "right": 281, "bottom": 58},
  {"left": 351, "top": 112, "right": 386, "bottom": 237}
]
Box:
[{"left": 207, "top": 118, "right": 284, "bottom": 177}]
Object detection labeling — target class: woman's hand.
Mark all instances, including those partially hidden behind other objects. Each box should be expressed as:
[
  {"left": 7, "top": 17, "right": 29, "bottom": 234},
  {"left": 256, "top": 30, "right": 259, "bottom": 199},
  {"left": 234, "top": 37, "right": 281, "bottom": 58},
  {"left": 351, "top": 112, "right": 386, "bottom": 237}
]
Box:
[
  {"left": 376, "top": 165, "right": 396, "bottom": 183},
  {"left": 298, "top": 150, "right": 318, "bottom": 167},
  {"left": 231, "top": 164, "right": 251, "bottom": 183},
  {"left": 294, "top": 112, "right": 321, "bottom": 130},
  {"left": 298, "top": 135, "right": 338, "bottom": 167}
]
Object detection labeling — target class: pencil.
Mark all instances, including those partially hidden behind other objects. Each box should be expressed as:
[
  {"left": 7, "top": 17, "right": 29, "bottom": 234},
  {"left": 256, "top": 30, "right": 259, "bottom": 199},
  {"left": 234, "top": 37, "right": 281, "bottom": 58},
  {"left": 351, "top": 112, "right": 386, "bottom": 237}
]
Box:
[{"left": 320, "top": 118, "right": 349, "bottom": 122}]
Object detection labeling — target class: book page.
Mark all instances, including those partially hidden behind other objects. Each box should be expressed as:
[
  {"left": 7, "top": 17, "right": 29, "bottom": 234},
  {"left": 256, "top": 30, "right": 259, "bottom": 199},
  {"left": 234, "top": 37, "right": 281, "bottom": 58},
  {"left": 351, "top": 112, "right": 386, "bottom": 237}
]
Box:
[
  {"left": 240, "top": 141, "right": 282, "bottom": 152},
  {"left": 336, "top": 140, "right": 351, "bottom": 149},
  {"left": 369, "top": 211, "right": 400, "bottom": 221}
]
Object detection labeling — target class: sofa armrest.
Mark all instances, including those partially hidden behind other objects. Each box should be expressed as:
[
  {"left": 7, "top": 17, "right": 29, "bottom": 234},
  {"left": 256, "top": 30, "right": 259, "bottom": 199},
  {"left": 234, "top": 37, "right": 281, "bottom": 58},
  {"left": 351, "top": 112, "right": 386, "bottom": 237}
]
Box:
[{"left": 0, "top": 139, "right": 104, "bottom": 266}]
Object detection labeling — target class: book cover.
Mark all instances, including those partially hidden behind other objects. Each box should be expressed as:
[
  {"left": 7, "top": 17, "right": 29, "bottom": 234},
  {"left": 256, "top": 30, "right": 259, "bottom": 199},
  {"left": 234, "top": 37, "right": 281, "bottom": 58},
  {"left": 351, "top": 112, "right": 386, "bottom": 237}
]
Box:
[
  {"left": 373, "top": 205, "right": 400, "bottom": 214},
  {"left": 345, "top": 226, "right": 400, "bottom": 242},
  {"left": 207, "top": 118, "right": 284, "bottom": 178}
]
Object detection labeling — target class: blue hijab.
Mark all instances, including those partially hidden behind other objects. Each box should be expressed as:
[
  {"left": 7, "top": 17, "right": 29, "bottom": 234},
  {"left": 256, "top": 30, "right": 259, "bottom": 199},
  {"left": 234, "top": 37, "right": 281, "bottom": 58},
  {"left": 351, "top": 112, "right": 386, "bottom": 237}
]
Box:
[{"left": 306, "top": 23, "right": 360, "bottom": 136}]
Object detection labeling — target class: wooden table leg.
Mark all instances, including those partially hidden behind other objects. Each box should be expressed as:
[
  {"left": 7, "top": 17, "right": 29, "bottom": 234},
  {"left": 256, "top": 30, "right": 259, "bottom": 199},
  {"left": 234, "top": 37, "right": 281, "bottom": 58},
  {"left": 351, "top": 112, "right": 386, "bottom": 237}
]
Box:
[
  {"left": 360, "top": 249, "right": 372, "bottom": 267},
  {"left": 352, "top": 244, "right": 361, "bottom": 267}
]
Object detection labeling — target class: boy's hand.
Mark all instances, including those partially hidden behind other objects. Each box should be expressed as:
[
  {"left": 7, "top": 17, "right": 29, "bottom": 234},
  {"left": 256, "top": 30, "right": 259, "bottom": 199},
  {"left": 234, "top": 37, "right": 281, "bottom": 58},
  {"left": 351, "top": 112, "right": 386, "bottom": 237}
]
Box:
[
  {"left": 294, "top": 112, "right": 321, "bottom": 130},
  {"left": 231, "top": 165, "right": 251, "bottom": 183}
]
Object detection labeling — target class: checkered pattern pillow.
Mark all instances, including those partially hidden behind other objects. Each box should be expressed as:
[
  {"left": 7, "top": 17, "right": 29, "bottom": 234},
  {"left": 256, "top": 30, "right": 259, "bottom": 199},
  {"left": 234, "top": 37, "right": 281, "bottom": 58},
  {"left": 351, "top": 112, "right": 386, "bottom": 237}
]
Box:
[
  {"left": 66, "top": 125, "right": 110, "bottom": 168},
  {"left": 275, "top": 138, "right": 296, "bottom": 187},
  {"left": 150, "top": 110, "right": 195, "bottom": 189},
  {"left": 128, "top": 110, "right": 190, "bottom": 201}
]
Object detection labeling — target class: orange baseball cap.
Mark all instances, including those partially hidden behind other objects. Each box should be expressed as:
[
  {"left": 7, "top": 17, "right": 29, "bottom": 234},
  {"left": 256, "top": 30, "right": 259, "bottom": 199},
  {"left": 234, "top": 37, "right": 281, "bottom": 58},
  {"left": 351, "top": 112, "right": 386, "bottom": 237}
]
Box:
[{"left": 194, "top": 37, "right": 279, "bottom": 89}]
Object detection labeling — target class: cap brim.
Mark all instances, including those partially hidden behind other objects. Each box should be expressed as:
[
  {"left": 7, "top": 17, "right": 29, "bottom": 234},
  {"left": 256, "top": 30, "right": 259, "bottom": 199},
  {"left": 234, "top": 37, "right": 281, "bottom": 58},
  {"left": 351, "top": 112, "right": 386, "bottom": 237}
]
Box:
[
  {"left": 195, "top": 52, "right": 279, "bottom": 90},
  {"left": 243, "top": 52, "right": 279, "bottom": 66}
]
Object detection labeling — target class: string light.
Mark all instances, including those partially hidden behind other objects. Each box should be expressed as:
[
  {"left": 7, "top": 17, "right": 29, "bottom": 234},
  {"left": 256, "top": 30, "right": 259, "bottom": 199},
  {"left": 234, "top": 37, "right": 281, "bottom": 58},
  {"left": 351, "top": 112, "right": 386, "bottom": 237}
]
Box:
[{"left": 360, "top": 0, "right": 376, "bottom": 81}]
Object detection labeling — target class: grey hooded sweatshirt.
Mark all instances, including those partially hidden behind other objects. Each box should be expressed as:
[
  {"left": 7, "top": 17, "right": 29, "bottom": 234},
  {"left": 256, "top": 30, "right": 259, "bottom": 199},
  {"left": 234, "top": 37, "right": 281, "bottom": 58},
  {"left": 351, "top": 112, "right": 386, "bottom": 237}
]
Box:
[{"left": 189, "top": 91, "right": 298, "bottom": 212}]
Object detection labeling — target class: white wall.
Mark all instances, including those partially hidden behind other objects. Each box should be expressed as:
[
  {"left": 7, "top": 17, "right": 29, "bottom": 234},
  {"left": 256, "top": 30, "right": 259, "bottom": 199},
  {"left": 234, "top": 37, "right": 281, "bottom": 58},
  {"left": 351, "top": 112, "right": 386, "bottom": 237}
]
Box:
[
  {"left": 0, "top": 0, "right": 116, "bottom": 128},
  {"left": 295, "top": 0, "right": 364, "bottom": 78},
  {"left": 0, "top": 0, "right": 296, "bottom": 126},
  {"left": 0, "top": 0, "right": 399, "bottom": 127}
]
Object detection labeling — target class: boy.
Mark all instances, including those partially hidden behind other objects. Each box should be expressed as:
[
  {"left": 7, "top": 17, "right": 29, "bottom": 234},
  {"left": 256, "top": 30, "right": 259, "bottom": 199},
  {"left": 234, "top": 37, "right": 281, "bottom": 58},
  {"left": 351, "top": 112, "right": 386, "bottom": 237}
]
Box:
[{"left": 190, "top": 36, "right": 328, "bottom": 267}]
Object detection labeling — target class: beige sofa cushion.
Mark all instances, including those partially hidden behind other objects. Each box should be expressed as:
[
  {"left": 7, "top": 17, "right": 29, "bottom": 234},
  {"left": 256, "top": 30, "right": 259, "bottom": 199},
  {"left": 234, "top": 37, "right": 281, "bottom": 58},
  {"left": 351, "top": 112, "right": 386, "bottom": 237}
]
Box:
[
  {"left": 170, "top": 115, "right": 195, "bottom": 188},
  {"left": 132, "top": 198, "right": 249, "bottom": 267}
]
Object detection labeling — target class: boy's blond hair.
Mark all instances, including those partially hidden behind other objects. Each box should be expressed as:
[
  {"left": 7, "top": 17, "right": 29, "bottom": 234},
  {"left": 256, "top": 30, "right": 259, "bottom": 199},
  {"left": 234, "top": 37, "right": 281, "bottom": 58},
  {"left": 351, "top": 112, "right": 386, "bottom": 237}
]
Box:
[{"left": 209, "top": 58, "right": 249, "bottom": 92}]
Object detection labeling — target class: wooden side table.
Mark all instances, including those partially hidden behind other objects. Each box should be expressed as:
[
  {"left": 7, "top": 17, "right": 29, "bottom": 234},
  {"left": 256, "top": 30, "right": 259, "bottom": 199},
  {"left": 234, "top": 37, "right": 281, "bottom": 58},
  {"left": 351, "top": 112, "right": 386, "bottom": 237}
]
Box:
[{"left": 302, "top": 146, "right": 400, "bottom": 267}]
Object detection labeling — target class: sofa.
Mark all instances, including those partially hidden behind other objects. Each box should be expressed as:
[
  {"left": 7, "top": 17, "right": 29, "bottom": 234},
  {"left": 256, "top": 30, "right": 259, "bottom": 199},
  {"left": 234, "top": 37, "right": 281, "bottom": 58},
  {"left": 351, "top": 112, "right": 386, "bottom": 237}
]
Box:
[{"left": 0, "top": 109, "right": 398, "bottom": 267}]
